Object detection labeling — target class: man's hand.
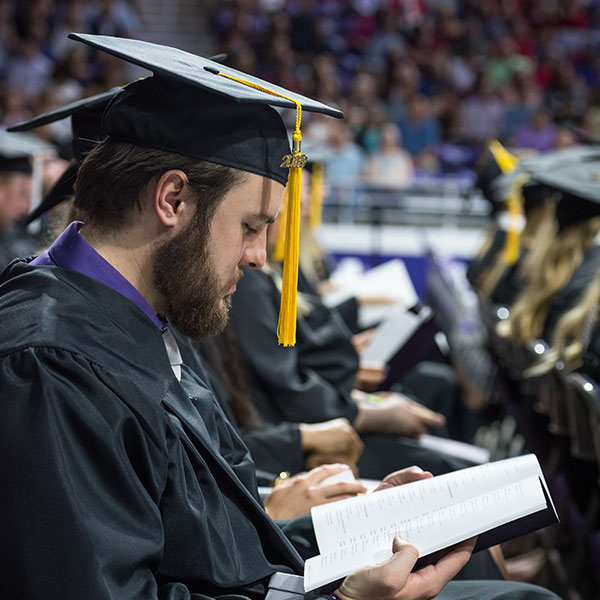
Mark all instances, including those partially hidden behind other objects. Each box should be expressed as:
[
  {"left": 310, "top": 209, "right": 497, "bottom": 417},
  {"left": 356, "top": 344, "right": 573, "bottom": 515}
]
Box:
[
  {"left": 263, "top": 464, "right": 365, "bottom": 520},
  {"left": 355, "top": 364, "right": 387, "bottom": 392},
  {"left": 300, "top": 418, "right": 364, "bottom": 461},
  {"left": 305, "top": 452, "right": 360, "bottom": 477},
  {"left": 353, "top": 393, "right": 445, "bottom": 437},
  {"left": 334, "top": 535, "right": 476, "bottom": 600},
  {"left": 374, "top": 465, "right": 433, "bottom": 492}
]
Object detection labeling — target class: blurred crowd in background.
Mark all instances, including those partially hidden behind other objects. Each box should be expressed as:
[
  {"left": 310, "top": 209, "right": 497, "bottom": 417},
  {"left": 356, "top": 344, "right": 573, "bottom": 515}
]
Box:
[
  {"left": 3, "top": 1, "right": 600, "bottom": 190},
  {"left": 3, "top": 0, "right": 600, "bottom": 191}
]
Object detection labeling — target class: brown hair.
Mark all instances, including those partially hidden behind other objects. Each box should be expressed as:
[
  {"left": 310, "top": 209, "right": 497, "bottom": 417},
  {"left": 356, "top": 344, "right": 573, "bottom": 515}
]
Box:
[{"left": 74, "top": 139, "right": 243, "bottom": 233}]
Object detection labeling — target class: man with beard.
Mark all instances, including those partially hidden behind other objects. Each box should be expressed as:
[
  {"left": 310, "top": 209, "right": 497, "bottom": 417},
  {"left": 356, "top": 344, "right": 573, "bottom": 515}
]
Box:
[{"left": 0, "top": 35, "right": 561, "bottom": 600}]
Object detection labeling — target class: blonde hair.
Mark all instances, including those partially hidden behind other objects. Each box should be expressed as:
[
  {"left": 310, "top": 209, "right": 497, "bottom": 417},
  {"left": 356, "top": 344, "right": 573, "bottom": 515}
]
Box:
[
  {"left": 299, "top": 224, "right": 329, "bottom": 290},
  {"left": 478, "top": 200, "right": 555, "bottom": 301},
  {"left": 499, "top": 217, "right": 600, "bottom": 345},
  {"left": 526, "top": 273, "right": 600, "bottom": 376}
]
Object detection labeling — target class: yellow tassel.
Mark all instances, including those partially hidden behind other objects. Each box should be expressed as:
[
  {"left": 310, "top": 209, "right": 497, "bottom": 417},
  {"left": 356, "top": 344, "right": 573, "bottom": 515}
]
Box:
[
  {"left": 488, "top": 139, "right": 518, "bottom": 174},
  {"left": 277, "top": 131, "right": 303, "bottom": 346},
  {"left": 273, "top": 187, "right": 288, "bottom": 262},
  {"left": 309, "top": 162, "right": 324, "bottom": 231},
  {"left": 503, "top": 174, "right": 529, "bottom": 266}
]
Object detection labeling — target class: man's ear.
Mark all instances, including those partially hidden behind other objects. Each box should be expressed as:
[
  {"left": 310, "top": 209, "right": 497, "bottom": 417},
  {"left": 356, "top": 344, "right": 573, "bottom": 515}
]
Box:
[{"left": 154, "top": 170, "right": 194, "bottom": 228}]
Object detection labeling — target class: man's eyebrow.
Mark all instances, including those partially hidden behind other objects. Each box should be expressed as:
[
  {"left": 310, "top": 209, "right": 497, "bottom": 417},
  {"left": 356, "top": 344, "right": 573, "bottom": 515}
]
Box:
[{"left": 250, "top": 211, "right": 279, "bottom": 224}]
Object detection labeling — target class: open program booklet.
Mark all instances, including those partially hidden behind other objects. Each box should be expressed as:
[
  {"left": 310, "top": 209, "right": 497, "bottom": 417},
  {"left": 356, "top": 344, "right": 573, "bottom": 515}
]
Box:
[{"left": 304, "top": 454, "right": 558, "bottom": 592}]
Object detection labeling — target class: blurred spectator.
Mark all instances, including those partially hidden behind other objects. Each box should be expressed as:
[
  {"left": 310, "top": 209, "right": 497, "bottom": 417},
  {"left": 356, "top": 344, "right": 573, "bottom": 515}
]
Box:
[
  {"left": 457, "top": 75, "right": 505, "bottom": 144},
  {"left": 325, "top": 120, "right": 366, "bottom": 189},
  {"left": 398, "top": 93, "right": 440, "bottom": 167},
  {"left": 512, "top": 108, "right": 557, "bottom": 152},
  {"left": 85, "top": 0, "right": 140, "bottom": 38},
  {"left": 364, "top": 121, "right": 414, "bottom": 189},
  {"left": 5, "top": 31, "right": 53, "bottom": 99}
]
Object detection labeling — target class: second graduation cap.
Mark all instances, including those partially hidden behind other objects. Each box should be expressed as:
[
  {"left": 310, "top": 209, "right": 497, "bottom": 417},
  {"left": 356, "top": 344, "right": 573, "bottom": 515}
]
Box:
[
  {"left": 531, "top": 156, "right": 600, "bottom": 230},
  {"left": 8, "top": 88, "right": 123, "bottom": 224}
]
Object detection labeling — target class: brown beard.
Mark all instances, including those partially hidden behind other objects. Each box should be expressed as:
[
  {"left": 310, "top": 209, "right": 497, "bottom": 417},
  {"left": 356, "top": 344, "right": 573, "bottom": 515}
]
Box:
[{"left": 152, "top": 214, "right": 241, "bottom": 342}]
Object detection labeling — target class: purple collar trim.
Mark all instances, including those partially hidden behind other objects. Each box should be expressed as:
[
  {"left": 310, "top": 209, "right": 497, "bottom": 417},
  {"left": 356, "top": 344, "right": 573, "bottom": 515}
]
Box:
[{"left": 32, "top": 221, "right": 166, "bottom": 330}]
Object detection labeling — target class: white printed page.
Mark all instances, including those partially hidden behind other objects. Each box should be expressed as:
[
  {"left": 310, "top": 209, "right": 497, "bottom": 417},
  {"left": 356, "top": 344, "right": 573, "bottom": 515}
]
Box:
[
  {"left": 361, "top": 307, "right": 423, "bottom": 366},
  {"left": 304, "top": 475, "right": 546, "bottom": 592},
  {"left": 305, "top": 455, "right": 547, "bottom": 592}
]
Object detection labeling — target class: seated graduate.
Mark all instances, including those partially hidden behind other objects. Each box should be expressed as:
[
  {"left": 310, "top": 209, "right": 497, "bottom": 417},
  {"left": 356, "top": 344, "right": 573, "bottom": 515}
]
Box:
[
  {"left": 466, "top": 140, "right": 516, "bottom": 290},
  {"left": 0, "top": 130, "right": 51, "bottom": 270},
  {"left": 11, "top": 89, "right": 370, "bottom": 524},
  {"left": 0, "top": 34, "right": 562, "bottom": 600},
  {"left": 498, "top": 158, "right": 600, "bottom": 348}
]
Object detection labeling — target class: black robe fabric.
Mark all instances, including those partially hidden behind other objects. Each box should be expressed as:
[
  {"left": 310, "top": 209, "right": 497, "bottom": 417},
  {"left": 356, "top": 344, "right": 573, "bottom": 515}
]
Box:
[
  {"left": 582, "top": 320, "right": 600, "bottom": 384},
  {"left": 176, "top": 332, "right": 306, "bottom": 482},
  {"left": 297, "top": 266, "right": 360, "bottom": 334},
  {"left": 543, "top": 245, "right": 600, "bottom": 343},
  {"left": 489, "top": 250, "right": 527, "bottom": 308},
  {"left": 0, "top": 225, "right": 37, "bottom": 271},
  {"left": 230, "top": 267, "right": 360, "bottom": 426},
  {"left": 0, "top": 260, "right": 309, "bottom": 600},
  {"left": 466, "top": 228, "right": 506, "bottom": 289}
]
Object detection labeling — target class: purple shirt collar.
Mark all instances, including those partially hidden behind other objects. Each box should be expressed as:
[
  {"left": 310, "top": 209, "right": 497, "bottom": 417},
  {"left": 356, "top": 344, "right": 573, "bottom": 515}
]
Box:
[{"left": 32, "top": 221, "right": 166, "bottom": 330}]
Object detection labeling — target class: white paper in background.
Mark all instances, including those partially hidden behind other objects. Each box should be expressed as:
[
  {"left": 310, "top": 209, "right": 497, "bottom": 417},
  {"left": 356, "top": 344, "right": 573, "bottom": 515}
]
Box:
[
  {"left": 417, "top": 434, "right": 490, "bottom": 465},
  {"left": 324, "top": 259, "right": 418, "bottom": 316},
  {"left": 361, "top": 306, "right": 431, "bottom": 366}
]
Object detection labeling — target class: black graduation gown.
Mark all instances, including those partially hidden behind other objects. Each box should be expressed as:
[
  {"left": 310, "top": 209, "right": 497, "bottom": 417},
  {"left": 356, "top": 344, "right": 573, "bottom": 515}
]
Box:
[
  {"left": 0, "top": 225, "right": 37, "bottom": 271},
  {"left": 543, "top": 244, "right": 600, "bottom": 343},
  {"left": 297, "top": 266, "right": 360, "bottom": 334},
  {"left": 0, "top": 260, "right": 314, "bottom": 600},
  {"left": 466, "top": 229, "right": 506, "bottom": 288},
  {"left": 489, "top": 251, "right": 526, "bottom": 307},
  {"left": 176, "top": 332, "right": 306, "bottom": 481},
  {"left": 581, "top": 320, "right": 600, "bottom": 383},
  {"left": 230, "top": 267, "right": 360, "bottom": 426}
]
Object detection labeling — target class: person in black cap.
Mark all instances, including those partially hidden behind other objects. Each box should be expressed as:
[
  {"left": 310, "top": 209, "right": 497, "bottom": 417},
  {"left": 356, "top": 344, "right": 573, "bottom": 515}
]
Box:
[
  {"left": 0, "top": 129, "right": 50, "bottom": 269},
  {"left": 500, "top": 156, "right": 600, "bottom": 347},
  {"left": 0, "top": 34, "right": 561, "bottom": 600}
]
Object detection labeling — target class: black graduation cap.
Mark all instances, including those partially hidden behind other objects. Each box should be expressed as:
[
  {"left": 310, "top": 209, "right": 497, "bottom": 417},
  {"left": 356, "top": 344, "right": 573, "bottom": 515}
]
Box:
[
  {"left": 474, "top": 141, "right": 518, "bottom": 214},
  {"left": 8, "top": 87, "right": 122, "bottom": 163},
  {"left": 67, "top": 33, "right": 343, "bottom": 186},
  {"left": 531, "top": 156, "right": 600, "bottom": 230},
  {"left": 0, "top": 129, "right": 52, "bottom": 174},
  {"left": 8, "top": 88, "right": 123, "bottom": 224}
]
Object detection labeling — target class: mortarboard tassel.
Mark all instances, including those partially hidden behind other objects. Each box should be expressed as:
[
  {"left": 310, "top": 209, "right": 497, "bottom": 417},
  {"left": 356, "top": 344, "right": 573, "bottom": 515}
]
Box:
[
  {"left": 486, "top": 139, "right": 521, "bottom": 266},
  {"left": 503, "top": 173, "right": 529, "bottom": 266},
  {"left": 488, "top": 139, "right": 518, "bottom": 175},
  {"left": 309, "top": 162, "right": 324, "bottom": 231},
  {"left": 214, "top": 71, "right": 307, "bottom": 346},
  {"left": 277, "top": 127, "right": 305, "bottom": 346}
]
